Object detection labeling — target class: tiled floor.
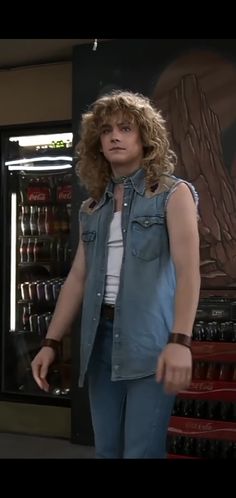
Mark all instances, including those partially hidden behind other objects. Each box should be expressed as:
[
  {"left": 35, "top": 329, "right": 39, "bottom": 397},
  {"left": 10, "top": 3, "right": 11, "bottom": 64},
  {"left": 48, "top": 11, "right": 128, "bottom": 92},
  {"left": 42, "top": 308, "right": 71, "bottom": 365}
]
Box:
[{"left": 0, "top": 432, "right": 95, "bottom": 459}]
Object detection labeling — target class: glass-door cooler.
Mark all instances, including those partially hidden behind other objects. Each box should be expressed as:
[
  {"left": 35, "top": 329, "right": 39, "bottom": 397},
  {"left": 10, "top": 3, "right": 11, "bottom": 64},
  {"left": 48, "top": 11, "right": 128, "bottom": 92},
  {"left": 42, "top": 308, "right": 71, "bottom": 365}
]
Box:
[{"left": 1, "top": 125, "right": 73, "bottom": 406}]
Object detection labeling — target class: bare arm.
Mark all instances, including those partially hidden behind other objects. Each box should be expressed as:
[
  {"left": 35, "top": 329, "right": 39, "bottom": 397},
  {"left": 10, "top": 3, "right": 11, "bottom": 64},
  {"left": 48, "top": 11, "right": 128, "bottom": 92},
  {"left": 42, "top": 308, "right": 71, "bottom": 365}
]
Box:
[
  {"left": 156, "top": 183, "right": 200, "bottom": 393},
  {"left": 167, "top": 182, "right": 201, "bottom": 336}
]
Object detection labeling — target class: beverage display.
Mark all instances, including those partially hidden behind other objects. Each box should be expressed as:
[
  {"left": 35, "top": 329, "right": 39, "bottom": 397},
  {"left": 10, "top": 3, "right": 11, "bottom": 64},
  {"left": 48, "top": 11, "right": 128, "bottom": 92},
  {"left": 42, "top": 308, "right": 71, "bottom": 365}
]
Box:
[
  {"left": 2, "top": 129, "right": 73, "bottom": 401},
  {"left": 168, "top": 296, "right": 236, "bottom": 459}
]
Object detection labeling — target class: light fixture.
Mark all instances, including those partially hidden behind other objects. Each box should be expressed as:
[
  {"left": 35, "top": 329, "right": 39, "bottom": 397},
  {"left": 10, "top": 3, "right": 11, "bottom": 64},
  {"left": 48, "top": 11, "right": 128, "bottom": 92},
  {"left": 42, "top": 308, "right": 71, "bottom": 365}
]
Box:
[
  {"left": 9, "top": 133, "right": 72, "bottom": 147},
  {"left": 10, "top": 193, "right": 17, "bottom": 331}
]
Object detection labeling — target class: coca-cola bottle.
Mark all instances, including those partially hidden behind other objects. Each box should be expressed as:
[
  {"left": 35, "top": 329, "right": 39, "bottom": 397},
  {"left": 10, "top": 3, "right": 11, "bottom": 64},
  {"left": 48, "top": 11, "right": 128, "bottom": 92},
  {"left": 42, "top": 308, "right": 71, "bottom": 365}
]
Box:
[
  {"left": 218, "top": 363, "right": 234, "bottom": 381},
  {"left": 194, "top": 400, "right": 207, "bottom": 418},
  {"left": 67, "top": 204, "right": 71, "bottom": 232},
  {"left": 56, "top": 174, "right": 72, "bottom": 204},
  {"left": 195, "top": 438, "right": 209, "bottom": 458},
  {"left": 20, "top": 206, "right": 30, "bottom": 236},
  {"left": 19, "top": 176, "right": 26, "bottom": 204},
  {"left": 60, "top": 206, "right": 70, "bottom": 233},
  {"left": 56, "top": 238, "right": 64, "bottom": 262},
  {"left": 22, "top": 303, "right": 32, "bottom": 331},
  {"left": 37, "top": 206, "right": 45, "bottom": 235},
  {"left": 193, "top": 360, "right": 207, "bottom": 380},
  {"left": 207, "top": 400, "right": 221, "bottom": 419},
  {"left": 27, "top": 238, "right": 35, "bottom": 263},
  {"left": 20, "top": 282, "right": 30, "bottom": 301},
  {"left": 208, "top": 440, "right": 221, "bottom": 459},
  {"left": 20, "top": 238, "right": 27, "bottom": 263},
  {"left": 29, "top": 206, "right": 38, "bottom": 236},
  {"left": 28, "top": 281, "right": 38, "bottom": 302},
  {"left": 206, "top": 361, "right": 220, "bottom": 381},
  {"left": 45, "top": 206, "right": 54, "bottom": 235},
  {"left": 182, "top": 437, "right": 195, "bottom": 456},
  {"left": 33, "top": 238, "right": 41, "bottom": 262},
  {"left": 27, "top": 176, "right": 52, "bottom": 204},
  {"left": 182, "top": 399, "right": 194, "bottom": 417},
  {"left": 53, "top": 206, "right": 60, "bottom": 233}
]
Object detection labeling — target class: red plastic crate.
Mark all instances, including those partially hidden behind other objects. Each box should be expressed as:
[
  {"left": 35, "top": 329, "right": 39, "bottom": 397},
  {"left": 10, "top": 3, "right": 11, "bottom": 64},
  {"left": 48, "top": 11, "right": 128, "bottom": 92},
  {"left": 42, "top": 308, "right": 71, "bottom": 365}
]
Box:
[
  {"left": 179, "top": 380, "right": 236, "bottom": 401},
  {"left": 169, "top": 416, "right": 236, "bottom": 441},
  {"left": 192, "top": 341, "right": 236, "bottom": 362}
]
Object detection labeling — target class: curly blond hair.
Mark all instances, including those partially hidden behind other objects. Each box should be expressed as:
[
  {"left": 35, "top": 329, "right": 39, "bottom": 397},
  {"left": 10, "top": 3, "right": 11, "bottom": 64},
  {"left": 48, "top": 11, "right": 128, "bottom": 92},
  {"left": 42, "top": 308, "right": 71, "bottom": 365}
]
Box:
[{"left": 75, "top": 90, "right": 177, "bottom": 200}]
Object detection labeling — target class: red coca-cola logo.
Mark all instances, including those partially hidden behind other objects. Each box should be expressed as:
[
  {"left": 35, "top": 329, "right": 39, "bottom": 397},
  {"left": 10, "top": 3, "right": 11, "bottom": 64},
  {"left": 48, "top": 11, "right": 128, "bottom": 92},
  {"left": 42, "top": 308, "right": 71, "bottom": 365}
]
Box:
[
  {"left": 57, "top": 186, "right": 72, "bottom": 202},
  {"left": 185, "top": 421, "right": 213, "bottom": 432},
  {"left": 190, "top": 381, "right": 214, "bottom": 391},
  {"left": 27, "top": 187, "right": 51, "bottom": 202}
]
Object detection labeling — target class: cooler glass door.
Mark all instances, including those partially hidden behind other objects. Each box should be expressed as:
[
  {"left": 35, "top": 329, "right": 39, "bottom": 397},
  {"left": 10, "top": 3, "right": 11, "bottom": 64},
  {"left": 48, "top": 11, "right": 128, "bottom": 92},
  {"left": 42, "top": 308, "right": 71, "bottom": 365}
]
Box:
[{"left": 2, "top": 130, "right": 73, "bottom": 403}]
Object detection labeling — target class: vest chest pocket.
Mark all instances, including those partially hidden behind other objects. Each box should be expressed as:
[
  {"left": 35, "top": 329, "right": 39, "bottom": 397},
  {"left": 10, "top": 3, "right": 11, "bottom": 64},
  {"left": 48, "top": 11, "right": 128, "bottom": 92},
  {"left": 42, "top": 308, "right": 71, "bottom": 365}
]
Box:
[
  {"left": 131, "top": 215, "right": 165, "bottom": 261},
  {"left": 81, "top": 231, "right": 96, "bottom": 264},
  {"left": 82, "top": 231, "right": 96, "bottom": 243}
]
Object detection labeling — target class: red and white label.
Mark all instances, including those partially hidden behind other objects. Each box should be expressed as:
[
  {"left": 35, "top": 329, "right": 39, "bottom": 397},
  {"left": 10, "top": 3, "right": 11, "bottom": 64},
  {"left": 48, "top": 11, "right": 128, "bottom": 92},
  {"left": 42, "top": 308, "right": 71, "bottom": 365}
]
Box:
[
  {"left": 57, "top": 185, "right": 72, "bottom": 202},
  {"left": 27, "top": 187, "right": 51, "bottom": 202}
]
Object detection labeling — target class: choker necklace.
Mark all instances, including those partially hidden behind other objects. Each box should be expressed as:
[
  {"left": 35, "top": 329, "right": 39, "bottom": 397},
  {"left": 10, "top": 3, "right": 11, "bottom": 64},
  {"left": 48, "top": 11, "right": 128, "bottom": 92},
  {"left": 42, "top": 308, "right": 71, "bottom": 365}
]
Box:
[{"left": 112, "top": 175, "right": 128, "bottom": 184}]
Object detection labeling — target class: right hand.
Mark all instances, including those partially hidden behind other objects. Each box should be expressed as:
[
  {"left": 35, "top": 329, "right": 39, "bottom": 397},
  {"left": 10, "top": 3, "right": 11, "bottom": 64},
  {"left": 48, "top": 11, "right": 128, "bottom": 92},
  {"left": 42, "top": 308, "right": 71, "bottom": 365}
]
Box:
[{"left": 31, "top": 347, "right": 56, "bottom": 392}]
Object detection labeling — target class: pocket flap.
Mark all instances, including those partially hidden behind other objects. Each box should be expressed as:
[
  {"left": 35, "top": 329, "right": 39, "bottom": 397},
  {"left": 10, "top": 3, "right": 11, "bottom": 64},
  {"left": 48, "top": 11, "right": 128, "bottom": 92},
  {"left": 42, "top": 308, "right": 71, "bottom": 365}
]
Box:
[
  {"left": 133, "top": 215, "right": 165, "bottom": 228},
  {"left": 82, "top": 231, "right": 96, "bottom": 242}
]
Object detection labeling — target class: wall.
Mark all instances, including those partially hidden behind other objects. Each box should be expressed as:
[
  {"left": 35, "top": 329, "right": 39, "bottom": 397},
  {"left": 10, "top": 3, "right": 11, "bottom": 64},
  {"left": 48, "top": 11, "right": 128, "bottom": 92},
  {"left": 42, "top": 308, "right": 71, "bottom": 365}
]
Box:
[{"left": 0, "top": 61, "right": 72, "bottom": 125}]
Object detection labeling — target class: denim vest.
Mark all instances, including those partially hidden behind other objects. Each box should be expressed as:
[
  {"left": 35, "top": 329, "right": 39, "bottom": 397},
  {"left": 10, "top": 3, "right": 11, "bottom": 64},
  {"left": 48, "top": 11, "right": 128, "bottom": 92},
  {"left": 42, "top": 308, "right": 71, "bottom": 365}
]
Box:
[{"left": 78, "top": 169, "right": 198, "bottom": 386}]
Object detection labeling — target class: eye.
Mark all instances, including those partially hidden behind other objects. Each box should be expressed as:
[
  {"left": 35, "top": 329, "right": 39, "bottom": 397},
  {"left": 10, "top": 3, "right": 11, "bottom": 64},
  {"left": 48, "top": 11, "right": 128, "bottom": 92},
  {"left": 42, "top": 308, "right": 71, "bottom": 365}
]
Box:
[
  {"left": 101, "top": 128, "right": 110, "bottom": 135},
  {"left": 122, "top": 126, "right": 131, "bottom": 132}
]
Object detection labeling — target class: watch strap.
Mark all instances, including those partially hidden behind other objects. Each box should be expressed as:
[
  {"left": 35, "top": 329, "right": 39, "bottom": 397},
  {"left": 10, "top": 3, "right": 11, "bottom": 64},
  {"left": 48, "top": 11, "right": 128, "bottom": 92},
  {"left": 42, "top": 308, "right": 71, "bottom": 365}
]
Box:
[
  {"left": 41, "top": 338, "right": 61, "bottom": 354},
  {"left": 168, "top": 333, "right": 192, "bottom": 350}
]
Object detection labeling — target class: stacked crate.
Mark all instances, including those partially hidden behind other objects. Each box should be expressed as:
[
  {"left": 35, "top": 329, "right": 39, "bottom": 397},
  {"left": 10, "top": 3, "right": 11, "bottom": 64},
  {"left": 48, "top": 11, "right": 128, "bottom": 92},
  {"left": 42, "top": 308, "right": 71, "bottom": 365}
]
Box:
[{"left": 168, "top": 296, "right": 236, "bottom": 459}]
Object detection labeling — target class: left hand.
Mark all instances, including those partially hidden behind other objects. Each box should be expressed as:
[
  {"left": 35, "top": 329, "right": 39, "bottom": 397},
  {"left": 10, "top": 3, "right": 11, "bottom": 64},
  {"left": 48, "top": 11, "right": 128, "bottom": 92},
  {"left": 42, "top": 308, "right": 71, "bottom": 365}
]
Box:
[{"left": 156, "top": 343, "right": 192, "bottom": 394}]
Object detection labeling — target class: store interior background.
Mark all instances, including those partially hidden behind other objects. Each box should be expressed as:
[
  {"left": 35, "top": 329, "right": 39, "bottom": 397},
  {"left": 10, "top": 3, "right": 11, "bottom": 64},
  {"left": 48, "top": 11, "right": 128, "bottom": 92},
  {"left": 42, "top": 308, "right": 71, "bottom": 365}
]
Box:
[{"left": 1, "top": 39, "right": 236, "bottom": 455}]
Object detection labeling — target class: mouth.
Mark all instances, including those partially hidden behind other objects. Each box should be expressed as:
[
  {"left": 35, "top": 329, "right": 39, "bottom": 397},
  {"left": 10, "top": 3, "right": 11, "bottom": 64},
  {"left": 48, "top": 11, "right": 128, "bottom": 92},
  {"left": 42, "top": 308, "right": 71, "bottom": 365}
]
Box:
[{"left": 109, "top": 147, "right": 125, "bottom": 151}]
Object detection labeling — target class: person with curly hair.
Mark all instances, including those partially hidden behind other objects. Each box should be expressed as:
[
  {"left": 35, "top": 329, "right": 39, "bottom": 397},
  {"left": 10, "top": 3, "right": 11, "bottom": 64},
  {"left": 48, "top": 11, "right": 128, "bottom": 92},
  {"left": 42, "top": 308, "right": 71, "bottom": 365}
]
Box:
[{"left": 32, "top": 90, "right": 200, "bottom": 458}]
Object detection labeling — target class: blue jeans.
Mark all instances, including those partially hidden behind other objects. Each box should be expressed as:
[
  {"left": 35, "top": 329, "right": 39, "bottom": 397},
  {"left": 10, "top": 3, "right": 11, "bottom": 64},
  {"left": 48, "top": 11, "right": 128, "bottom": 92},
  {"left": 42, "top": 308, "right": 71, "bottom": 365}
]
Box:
[{"left": 87, "top": 317, "right": 175, "bottom": 458}]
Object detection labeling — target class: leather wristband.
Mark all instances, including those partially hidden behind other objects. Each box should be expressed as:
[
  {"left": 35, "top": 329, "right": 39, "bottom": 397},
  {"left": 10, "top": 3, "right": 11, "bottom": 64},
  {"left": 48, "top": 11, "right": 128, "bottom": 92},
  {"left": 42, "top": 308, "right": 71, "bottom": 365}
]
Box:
[
  {"left": 168, "top": 333, "right": 192, "bottom": 350},
  {"left": 41, "top": 338, "right": 61, "bottom": 355}
]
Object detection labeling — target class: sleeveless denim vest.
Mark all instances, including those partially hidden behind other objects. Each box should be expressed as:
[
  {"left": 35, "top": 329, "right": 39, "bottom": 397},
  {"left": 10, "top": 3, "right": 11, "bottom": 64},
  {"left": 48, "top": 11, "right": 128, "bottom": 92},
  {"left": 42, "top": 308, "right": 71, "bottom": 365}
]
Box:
[{"left": 78, "top": 169, "right": 198, "bottom": 386}]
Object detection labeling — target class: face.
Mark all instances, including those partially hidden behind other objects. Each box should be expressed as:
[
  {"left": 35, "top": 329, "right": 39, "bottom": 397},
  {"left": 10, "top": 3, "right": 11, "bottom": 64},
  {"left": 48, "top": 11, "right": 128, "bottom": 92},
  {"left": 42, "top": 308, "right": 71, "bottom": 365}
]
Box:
[{"left": 99, "top": 113, "right": 144, "bottom": 175}]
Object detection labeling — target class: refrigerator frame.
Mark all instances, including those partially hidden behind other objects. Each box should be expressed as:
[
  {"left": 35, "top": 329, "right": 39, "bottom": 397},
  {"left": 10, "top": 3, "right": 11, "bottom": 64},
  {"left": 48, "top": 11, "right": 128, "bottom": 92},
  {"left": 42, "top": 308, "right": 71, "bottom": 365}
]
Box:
[{"left": 0, "top": 119, "right": 72, "bottom": 408}]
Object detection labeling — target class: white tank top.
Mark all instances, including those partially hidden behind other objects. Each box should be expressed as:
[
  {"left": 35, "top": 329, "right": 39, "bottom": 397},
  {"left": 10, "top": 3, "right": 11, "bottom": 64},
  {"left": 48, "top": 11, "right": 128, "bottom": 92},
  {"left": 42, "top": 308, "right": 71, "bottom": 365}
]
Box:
[{"left": 103, "top": 211, "right": 123, "bottom": 305}]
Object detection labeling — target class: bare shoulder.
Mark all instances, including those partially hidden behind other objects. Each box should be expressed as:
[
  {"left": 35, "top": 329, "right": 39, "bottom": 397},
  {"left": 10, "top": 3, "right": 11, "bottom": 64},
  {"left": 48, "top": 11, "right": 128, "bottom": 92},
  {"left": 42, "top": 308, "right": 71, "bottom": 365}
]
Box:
[
  {"left": 166, "top": 181, "right": 198, "bottom": 215},
  {"left": 166, "top": 181, "right": 199, "bottom": 244}
]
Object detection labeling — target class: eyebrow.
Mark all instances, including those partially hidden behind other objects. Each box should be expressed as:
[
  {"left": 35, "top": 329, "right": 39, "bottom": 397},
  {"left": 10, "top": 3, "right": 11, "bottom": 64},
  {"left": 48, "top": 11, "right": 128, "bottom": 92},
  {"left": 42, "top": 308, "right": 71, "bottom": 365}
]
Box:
[{"left": 100, "top": 121, "right": 132, "bottom": 130}]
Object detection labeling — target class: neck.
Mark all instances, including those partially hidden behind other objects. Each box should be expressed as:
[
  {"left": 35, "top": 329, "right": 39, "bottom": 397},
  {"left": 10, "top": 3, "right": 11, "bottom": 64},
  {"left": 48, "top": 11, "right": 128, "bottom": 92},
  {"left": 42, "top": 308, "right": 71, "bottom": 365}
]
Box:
[
  {"left": 111, "top": 168, "right": 140, "bottom": 183},
  {"left": 110, "top": 154, "right": 143, "bottom": 178}
]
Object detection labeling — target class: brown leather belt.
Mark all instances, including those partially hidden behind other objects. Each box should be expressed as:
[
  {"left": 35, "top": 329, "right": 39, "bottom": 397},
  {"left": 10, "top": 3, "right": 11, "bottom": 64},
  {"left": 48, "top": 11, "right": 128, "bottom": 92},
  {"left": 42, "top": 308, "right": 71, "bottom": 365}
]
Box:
[{"left": 101, "top": 304, "right": 115, "bottom": 321}]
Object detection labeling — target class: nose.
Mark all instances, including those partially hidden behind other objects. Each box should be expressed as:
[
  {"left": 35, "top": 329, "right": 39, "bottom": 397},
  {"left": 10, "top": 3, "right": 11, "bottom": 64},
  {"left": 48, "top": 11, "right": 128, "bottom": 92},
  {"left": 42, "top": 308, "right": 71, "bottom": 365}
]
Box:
[
  {"left": 111, "top": 136, "right": 120, "bottom": 143},
  {"left": 110, "top": 128, "right": 121, "bottom": 142}
]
